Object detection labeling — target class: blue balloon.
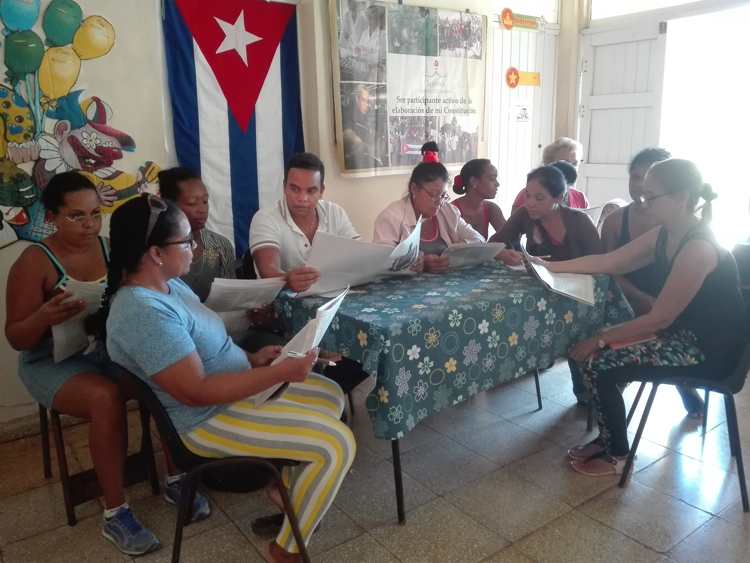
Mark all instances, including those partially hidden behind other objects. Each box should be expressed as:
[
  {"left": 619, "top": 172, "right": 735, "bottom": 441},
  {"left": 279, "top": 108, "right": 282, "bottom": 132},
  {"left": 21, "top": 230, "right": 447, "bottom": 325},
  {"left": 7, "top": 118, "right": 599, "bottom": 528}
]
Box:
[{"left": 0, "top": 0, "right": 41, "bottom": 32}]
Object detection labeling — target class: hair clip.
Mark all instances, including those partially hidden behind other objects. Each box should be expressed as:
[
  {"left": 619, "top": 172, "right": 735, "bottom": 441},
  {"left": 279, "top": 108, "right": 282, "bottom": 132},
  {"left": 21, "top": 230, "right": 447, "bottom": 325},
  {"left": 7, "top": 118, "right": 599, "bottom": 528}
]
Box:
[
  {"left": 422, "top": 151, "right": 440, "bottom": 163},
  {"left": 453, "top": 175, "right": 463, "bottom": 188}
]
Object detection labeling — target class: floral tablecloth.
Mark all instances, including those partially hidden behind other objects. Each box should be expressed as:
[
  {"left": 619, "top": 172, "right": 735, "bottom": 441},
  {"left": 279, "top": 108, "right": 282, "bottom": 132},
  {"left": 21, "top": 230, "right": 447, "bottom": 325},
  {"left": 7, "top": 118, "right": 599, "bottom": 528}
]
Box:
[{"left": 277, "top": 262, "right": 632, "bottom": 440}]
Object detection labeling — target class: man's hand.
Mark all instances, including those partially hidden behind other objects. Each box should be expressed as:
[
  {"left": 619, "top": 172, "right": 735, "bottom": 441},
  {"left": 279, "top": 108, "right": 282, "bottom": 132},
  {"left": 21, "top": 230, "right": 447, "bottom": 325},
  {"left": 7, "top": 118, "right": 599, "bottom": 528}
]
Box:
[{"left": 286, "top": 266, "right": 320, "bottom": 293}]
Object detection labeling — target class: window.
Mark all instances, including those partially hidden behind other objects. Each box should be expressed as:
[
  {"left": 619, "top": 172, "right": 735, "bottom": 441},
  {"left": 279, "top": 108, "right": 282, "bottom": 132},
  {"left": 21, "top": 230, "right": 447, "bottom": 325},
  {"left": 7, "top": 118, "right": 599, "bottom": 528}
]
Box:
[{"left": 592, "top": 0, "right": 696, "bottom": 20}]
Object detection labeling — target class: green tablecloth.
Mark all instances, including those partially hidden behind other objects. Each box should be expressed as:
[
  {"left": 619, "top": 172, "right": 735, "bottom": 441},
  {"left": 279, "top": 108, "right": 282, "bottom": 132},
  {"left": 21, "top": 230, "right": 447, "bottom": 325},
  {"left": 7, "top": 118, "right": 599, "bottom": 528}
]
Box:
[{"left": 277, "top": 262, "right": 632, "bottom": 440}]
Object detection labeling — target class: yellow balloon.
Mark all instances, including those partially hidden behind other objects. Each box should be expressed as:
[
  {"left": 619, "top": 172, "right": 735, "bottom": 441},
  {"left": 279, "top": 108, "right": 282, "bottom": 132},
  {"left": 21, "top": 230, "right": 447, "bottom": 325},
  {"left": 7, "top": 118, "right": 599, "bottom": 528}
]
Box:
[
  {"left": 72, "top": 15, "right": 115, "bottom": 60},
  {"left": 38, "top": 46, "right": 81, "bottom": 100}
]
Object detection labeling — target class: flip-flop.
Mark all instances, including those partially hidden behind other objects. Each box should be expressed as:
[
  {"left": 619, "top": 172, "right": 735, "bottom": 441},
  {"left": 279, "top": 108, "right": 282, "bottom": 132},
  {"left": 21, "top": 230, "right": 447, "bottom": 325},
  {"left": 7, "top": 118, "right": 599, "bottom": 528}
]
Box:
[
  {"left": 567, "top": 438, "right": 605, "bottom": 461},
  {"left": 570, "top": 452, "right": 627, "bottom": 476}
]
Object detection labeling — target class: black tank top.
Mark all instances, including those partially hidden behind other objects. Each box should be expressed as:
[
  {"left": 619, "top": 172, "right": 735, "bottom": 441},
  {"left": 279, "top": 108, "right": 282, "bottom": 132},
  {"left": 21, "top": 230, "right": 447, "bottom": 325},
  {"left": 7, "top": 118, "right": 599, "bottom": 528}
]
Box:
[
  {"left": 619, "top": 206, "right": 665, "bottom": 296},
  {"left": 657, "top": 226, "right": 746, "bottom": 362}
]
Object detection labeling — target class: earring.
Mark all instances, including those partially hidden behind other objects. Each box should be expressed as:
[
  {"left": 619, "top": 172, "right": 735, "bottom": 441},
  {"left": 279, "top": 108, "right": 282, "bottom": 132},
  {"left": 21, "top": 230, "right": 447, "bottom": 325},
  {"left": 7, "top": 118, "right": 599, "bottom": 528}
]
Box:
[{"left": 157, "top": 261, "right": 164, "bottom": 267}]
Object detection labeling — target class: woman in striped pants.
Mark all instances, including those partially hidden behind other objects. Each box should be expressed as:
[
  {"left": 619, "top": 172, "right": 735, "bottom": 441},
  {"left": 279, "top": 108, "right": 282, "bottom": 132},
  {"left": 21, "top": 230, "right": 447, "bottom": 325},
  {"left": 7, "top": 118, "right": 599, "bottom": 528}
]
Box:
[{"left": 103, "top": 195, "right": 355, "bottom": 562}]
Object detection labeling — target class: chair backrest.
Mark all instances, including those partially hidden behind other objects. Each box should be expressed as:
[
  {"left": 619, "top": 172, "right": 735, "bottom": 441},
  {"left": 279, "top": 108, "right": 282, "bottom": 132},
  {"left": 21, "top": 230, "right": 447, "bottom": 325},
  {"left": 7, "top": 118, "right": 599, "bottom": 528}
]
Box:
[{"left": 115, "top": 365, "right": 203, "bottom": 471}]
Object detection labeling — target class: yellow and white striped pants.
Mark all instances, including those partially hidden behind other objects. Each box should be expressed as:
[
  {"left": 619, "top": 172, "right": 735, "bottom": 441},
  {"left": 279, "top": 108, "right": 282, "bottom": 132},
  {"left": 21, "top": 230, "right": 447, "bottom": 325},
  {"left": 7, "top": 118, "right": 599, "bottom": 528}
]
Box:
[{"left": 182, "top": 372, "right": 356, "bottom": 553}]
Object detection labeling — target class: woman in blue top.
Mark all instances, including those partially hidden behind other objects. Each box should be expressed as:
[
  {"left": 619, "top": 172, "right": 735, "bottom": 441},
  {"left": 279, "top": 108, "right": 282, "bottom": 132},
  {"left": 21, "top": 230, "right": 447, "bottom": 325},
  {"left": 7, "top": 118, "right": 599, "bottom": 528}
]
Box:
[
  {"left": 104, "top": 194, "right": 355, "bottom": 563},
  {"left": 5, "top": 172, "right": 159, "bottom": 555}
]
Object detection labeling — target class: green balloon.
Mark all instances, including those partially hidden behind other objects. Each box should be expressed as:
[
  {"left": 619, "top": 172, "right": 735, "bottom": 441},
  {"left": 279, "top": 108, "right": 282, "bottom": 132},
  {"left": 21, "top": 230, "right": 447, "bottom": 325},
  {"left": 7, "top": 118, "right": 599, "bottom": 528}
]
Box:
[
  {"left": 4, "top": 31, "right": 45, "bottom": 75},
  {"left": 42, "top": 0, "right": 83, "bottom": 47}
]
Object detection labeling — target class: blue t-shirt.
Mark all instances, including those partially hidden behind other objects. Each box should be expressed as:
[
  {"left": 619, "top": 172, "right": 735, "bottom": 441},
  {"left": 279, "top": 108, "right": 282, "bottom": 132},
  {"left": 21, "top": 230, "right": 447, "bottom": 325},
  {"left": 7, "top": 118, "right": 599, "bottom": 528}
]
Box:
[{"left": 107, "top": 278, "right": 250, "bottom": 433}]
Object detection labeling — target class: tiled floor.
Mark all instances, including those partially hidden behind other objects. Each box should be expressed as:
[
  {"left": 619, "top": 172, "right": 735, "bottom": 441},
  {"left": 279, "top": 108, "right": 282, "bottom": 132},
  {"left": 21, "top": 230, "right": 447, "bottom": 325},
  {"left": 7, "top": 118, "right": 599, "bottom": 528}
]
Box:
[{"left": 2, "top": 361, "right": 750, "bottom": 562}]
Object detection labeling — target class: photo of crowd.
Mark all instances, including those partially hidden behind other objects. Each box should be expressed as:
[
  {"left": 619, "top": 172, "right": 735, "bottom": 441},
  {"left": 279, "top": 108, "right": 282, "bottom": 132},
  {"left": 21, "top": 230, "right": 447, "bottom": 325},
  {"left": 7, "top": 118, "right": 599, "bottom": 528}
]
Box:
[
  {"left": 387, "top": 4, "right": 438, "bottom": 57},
  {"left": 341, "top": 83, "right": 390, "bottom": 170},
  {"left": 437, "top": 116, "right": 479, "bottom": 163},
  {"left": 388, "top": 116, "right": 439, "bottom": 167},
  {"left": 438, "top": 11, "right": 483, "bottom": 59}
]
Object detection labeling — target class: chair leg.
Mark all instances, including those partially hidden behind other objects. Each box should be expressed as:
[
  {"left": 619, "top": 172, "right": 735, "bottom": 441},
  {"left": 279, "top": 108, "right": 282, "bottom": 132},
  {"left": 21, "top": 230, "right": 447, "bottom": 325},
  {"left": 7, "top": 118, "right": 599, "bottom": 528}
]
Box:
[
  {"left": 138, "top": 406, "right": 160, "bottom": 495},
  {"left": 533, "top": 369, "right": 543, "bottom": 410},
  {"left": 620, "top": 384, "right": 659, "bottom": 488},
  {"left": 347, "top": 391, "right": 355, "bottom": 416},
  {"left": 725, "top": 395, "right": 749, "bottom": 512},
  {"left": 701, "top": 389, "right": 710, "bottom": 436},
  {"left": 392, "top": 439, "right": 406, "bottom": 525},
  {"left": 586, "top": 403, "right": 594, "bottom": 432},
  {"left": 50, "top": 411, "right": 77, "bottom": 526},
  {"left": 171, "top": 473, "right": 197, "bottom": 563},
  {"left": 39, "top": 405, "right": 52, "bottom": 479},
  {"left": 725, "top": 395, "right": 739, "bottom": 457},
  {"left": 625, "top": 382, "right": 647, "bottom": 428},
  {"left": 276, "top": 477, "right": 312, "bottom": 563}
]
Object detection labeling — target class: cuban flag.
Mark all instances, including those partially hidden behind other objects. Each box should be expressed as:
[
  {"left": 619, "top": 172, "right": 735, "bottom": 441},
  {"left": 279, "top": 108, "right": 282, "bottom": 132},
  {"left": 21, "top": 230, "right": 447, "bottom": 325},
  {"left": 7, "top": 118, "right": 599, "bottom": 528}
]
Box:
[{"left": 162, "top": 0, "right": 304, "bottom": 256}]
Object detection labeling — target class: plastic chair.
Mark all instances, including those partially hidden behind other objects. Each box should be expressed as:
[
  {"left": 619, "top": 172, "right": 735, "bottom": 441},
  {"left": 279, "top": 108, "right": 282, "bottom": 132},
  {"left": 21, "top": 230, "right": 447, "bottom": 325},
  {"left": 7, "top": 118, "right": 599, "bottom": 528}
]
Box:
[
  {"left": 115, "top": 367, "right": 311, "bottom": 563},
  {"left": 618, "top": 341, "right": 750, "bottom": 512}
]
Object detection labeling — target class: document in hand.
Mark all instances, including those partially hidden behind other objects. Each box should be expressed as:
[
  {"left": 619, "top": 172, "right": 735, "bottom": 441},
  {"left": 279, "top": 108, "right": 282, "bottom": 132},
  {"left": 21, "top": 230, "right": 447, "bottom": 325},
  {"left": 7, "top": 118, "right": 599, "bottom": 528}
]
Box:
[
  {"left": 521, "top": 247, "right": 595, "bottom": 306},
  {"left": 251, "top": 287, "right": 349, "bottom": 405},
  {"left": 443, "top": 242, "right": 506, "bottom": 269},
  {"left": 204, "top": 277, "right": 285, "bottom": 312},
  {"left": 581, "top": 206, "right": 604, "bottom": 226},
  {"left": 51, "top": 279, "right": 106, "bottom": 363},
  {"left": 301, "top": 229, "right": 421, "bottom": 296}
]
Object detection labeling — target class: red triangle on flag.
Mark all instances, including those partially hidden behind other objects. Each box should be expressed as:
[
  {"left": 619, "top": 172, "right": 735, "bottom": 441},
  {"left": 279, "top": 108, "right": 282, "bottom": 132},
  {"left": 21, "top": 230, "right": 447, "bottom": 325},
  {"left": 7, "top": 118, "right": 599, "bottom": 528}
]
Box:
[{"left": 175, "top": 0, "right": 294, "bottom": 132}]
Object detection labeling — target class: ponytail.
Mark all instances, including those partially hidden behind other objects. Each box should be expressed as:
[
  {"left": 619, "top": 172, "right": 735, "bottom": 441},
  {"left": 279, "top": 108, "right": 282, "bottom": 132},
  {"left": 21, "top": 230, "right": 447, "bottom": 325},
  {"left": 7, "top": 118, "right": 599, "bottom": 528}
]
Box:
[
  {"left": 698, "top": 182, "right": 717, "bottom": 223},
  {"left": 454, "top": 158, "right": 491, "bottom": 195}
]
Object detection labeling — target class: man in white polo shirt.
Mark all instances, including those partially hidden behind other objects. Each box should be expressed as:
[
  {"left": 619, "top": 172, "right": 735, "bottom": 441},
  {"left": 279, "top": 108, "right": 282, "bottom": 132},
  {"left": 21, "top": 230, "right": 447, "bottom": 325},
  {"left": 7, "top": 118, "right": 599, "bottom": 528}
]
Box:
[{"left": 250, "top": 152, "right": 360, "bottom": 292}]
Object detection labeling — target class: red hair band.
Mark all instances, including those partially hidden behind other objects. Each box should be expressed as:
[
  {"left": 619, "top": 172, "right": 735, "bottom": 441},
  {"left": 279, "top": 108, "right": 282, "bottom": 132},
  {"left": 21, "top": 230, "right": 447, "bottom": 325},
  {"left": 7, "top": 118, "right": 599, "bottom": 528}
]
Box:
[
  {"left": 422, "top": 151, "right": 440, "bottom": 163},
  {"left": 453, "top": 175, "right": 463, "bottom": 189}
]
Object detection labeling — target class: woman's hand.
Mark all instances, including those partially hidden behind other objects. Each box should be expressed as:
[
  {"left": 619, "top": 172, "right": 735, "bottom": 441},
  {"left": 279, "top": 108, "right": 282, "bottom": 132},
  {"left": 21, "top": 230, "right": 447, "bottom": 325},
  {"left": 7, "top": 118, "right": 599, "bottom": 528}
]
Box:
[
  {"left": 286, "top": 266, "right": 320, "bottom": 293},
  {"left": 319, "top": 350, "right": 343, "bottom": 363},
  {"left": 410, "top": 252, "right": 425, "bottom": 273},
  {"left": 278, "top": 349, "right": 318, "bottom": 383},
  {"left": 569, "top": 338, "right": 600, "bottom": 363},
  {"left": 423, "top": 254, "right": 450, "bottom": 273},
  {"left": 249, "top": 345, "right": 282, "bottom": 367},
  {"left": 37, "top": 292, "right": 87, "bottom": 326},
  {"left": 496, "top": 249, "right": 523, "bottom": 266}
]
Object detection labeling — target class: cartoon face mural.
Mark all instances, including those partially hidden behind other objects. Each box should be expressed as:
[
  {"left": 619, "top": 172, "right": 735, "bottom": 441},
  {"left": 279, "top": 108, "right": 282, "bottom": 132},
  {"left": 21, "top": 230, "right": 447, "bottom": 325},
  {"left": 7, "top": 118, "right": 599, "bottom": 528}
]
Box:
[{"left": 0, "top": 1, "right": 160, "bottom": 240}]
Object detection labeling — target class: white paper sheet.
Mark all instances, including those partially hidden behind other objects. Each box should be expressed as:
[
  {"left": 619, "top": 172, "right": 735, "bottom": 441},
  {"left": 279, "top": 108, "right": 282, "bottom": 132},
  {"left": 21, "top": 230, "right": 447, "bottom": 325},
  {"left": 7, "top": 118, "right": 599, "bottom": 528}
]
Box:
[
  {"left": 51, "top": 280, "right": 106, "bottom": 363},
  {"left": 301, "top": 233, "right": 397, "bottom": 296},
  {"left": 204, "top": 277, "right": 285, "bottom": 312},
  {"left": 387, "top": 217, "right": 422, "bottom": 272},
  {"left": 520, "top": 246, "right": 595, "bottom": 306},
  {"left": 252, "top": 288, "right": 349, "bottom": 404},
  {"left": 443, "top": 242, "right": 506, "bottom": 269}
]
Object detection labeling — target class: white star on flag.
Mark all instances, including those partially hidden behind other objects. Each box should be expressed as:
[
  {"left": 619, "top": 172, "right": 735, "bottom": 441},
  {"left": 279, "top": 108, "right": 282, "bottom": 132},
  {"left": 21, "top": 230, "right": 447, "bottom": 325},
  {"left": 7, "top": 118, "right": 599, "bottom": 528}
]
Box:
[{"left": 214, "top": 10, "right": 261, "bottom": 66}]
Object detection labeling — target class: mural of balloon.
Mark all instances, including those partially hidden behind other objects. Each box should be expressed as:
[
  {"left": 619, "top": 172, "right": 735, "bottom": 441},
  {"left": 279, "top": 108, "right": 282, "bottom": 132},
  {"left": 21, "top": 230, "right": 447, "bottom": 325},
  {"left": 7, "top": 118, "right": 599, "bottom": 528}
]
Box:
[
  {"left": 0, "top": 0, "right": 41, "bottom": 32},
  {"left": 3, "top": 30, "right": 44, "bottom": 75},
  {"left": 38, "top": 46, "right": 80, "bottom": 100},
  {"left": 42, "top": 0, "right": 83, "bottom": 47},
  {"left": 73, "top": 15, "right": 115, "bottom": 60}
]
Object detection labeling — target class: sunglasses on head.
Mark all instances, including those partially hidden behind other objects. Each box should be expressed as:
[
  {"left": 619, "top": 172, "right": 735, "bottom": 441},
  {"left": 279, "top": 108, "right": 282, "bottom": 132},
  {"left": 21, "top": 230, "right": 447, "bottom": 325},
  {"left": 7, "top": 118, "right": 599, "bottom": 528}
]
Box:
[{"left": 144, "top": 194, "right": 168, "bottom": 245}]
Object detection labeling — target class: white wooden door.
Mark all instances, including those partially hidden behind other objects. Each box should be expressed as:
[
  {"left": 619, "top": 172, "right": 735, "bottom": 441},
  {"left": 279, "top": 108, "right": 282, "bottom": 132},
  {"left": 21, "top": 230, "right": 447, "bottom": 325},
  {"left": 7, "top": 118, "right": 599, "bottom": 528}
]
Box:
[{"left": 578, "top": 21, "right": 667, "bottom": 205}]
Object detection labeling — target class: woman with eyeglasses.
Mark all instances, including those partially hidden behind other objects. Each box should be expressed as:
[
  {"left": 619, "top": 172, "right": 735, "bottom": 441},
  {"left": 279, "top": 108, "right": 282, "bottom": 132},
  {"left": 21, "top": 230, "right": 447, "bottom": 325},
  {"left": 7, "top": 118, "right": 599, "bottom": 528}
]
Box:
[
  {"left": 4, "top": 172, "right": 160, "bottom": 555},
  {"left": 373, "top": 158, "right": 484, "bottom": 273},
  {"left": 104, "top": 194, "right": 355, "bottom": 562},
  {"left": 490, "top": 165, "right": 602, "bottom": 262},
  {"left": 600, "top": 148, "right": 705, "bottom": 418},
  {"left": 537, "top": 159, "right": 746, "bottom": 476}
]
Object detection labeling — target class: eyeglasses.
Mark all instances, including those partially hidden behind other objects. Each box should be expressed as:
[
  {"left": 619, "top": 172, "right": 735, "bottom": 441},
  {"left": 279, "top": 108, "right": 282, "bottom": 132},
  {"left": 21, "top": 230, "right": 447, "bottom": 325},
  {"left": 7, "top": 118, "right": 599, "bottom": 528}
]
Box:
[
  {"left": 145, "top": 194, "right": 167, "bottom": 245},
  {"left": 64, "top": 211, "right": 102, "bottom": 224},
  {"left": 161, "top": 233, "right": 197, "bottom": 250},
  {"left": 420, "top": 187, "right": 450, "bottom": 205},
  {"left": 637, "top": 193, "right": 670, "bottom": 207}
]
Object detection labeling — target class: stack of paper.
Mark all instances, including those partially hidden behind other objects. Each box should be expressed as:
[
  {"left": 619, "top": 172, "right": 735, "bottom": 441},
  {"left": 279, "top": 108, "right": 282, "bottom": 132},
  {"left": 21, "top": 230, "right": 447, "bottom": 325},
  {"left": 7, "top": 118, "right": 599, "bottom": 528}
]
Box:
[
  {"left": 252, "top": 288, "right": 349, "bottom": 405},
  {"left": 443, "top": 242, "right": 506, "bottom": 269},
  {"left": 521, "top": 246, "right": 595, "bottom": 306},
  {"left": 204, "top": 278, "right": 285, "bottom": 312},
  {"left": 51, "top": 279, "right": 106, "bottom": 363}
]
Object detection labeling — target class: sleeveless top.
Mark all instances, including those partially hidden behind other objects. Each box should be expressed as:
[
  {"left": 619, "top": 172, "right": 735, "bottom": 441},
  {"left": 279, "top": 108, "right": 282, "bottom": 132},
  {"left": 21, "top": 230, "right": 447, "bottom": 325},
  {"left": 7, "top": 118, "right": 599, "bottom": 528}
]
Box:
[
  {"left": 619, "top": 205, "right": 665, "bottom": 296},
  {"left": 34, "top": 236, "right": 110, "bottom": 291},
  {"left": 452, "top": 199, "right": 491, "bottom": 239},
  {"left": 656, "top": 226, "right": 746, "bottom": 362}
]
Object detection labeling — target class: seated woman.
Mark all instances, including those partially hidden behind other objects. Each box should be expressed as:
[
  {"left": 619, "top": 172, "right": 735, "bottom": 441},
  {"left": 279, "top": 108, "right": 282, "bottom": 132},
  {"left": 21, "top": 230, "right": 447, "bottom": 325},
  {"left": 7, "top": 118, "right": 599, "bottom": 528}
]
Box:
[
  {"left": 542, "top": 159, "right": 746, "bottom": 476},
  {"left": 4, "top": 172, "right": 159, "bottom": 555},
  {"left": 104, "top": 195, "right": 355, "bottom": 562},
  {"left": 601, "top": 148, "right": 704, "bottom": 418},
  {"left": 511, "top": 137, "right": 589, "bottom": 213},
  {"left": 491, "top": 165, "right": 602, "bottom": 261},
  {"left": 451, "top": 158, "right": 506, "bottom": 239},
  {"left": 373, "top": 158, "right": 484, "bottom": 273},
  {"left": 158, "top": 167, "right": 235, "bottom": 302}
]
